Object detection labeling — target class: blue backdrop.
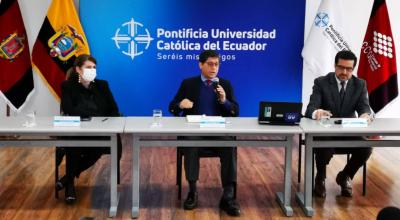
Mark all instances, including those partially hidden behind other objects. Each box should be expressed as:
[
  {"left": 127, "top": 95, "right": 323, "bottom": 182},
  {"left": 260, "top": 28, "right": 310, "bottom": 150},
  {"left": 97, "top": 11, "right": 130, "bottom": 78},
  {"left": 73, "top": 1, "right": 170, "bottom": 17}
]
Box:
[{"left": 80, "top": 0, "right": 305, "bottom": 116}]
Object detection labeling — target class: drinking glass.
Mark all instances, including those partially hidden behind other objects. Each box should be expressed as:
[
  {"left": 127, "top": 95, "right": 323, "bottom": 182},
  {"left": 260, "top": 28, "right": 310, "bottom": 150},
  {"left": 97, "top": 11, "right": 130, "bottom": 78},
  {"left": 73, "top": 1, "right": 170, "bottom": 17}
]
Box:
[
  {"left": 319, "top": 115, "right": 331, "bottom": 127},
  {"left": 152, "top": 109, "right": 162, "bottom": 127},
  {"left": 23, "top": 111, "right": 36, "bottom": 127}
]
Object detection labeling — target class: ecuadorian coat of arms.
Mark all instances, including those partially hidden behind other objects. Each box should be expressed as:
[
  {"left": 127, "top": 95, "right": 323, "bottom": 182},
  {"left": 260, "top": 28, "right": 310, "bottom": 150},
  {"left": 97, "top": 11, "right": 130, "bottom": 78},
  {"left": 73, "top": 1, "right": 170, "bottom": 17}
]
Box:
[
  {"left": 0, "top": 33, "right": 25, "bottom": 61},
  {"left": 48, "top": 25, "right": 85, "bottom": 61}
]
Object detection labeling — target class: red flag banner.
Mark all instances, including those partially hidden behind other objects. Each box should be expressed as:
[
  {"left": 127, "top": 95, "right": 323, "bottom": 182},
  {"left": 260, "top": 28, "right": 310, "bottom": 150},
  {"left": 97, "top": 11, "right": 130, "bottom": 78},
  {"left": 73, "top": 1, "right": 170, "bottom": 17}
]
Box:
[
  {"left": 358, "top": 0, "right": 398, "bottom": 113},
  {"left": 0, "top": 0, "right": 34, "bottom": 111}
]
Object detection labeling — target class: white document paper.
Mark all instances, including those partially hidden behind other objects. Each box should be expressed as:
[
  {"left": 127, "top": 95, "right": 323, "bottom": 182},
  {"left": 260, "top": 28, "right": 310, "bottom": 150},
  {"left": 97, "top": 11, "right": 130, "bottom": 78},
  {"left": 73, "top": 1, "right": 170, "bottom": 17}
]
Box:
[{"left": 186, "top": 115, "right": 204, "bottom": 123}]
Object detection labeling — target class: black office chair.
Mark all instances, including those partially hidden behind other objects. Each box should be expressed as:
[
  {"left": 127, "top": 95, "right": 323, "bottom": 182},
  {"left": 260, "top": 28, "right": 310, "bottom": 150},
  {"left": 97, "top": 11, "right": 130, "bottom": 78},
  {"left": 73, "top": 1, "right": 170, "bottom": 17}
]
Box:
[
  {"left": 297, "top": 134, "right": 367, "bottom": 196},
  {"left": 176, "top": 146, "right": 237, "bottom": 200},
  {"left": 55, "top": 135, "right": 122, "bottom": 199}
]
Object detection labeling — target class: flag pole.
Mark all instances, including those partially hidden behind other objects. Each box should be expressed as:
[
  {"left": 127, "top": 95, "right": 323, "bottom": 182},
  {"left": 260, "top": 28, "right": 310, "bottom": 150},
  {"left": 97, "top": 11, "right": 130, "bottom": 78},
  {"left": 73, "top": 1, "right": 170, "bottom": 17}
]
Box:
[
  {"left": 6, "top": 104, "right": 10, "bottom": 117},
  {"left": 3, "top": 104, "right": 16, "bottom": 140}
]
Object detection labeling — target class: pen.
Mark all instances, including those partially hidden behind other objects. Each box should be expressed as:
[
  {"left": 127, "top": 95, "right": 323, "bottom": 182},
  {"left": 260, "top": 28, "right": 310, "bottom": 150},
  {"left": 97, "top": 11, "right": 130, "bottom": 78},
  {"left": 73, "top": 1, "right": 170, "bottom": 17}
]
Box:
[{"left": 102, "top": 118, "right": 109, "bottom": 122}]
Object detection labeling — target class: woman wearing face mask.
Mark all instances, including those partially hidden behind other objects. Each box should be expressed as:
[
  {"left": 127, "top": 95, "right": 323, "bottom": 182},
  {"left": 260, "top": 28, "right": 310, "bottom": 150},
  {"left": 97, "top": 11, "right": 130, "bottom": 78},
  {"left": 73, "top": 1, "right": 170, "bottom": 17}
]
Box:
[{"left": 59, "top": 54, "right": 122, "bottom": 204}]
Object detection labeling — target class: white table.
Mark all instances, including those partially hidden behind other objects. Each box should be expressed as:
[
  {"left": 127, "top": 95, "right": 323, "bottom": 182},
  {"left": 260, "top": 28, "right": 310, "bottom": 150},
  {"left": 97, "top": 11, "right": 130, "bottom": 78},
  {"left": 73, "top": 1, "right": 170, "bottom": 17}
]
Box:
[
  {"left": 125, "top": 117, "right": 302, "bottom": 218},
  {"left": 296, "top": 118, "right": 400, "bottom": 216},
  {"left": 0, "top": 116, "right": 125, "bottom": 217}
]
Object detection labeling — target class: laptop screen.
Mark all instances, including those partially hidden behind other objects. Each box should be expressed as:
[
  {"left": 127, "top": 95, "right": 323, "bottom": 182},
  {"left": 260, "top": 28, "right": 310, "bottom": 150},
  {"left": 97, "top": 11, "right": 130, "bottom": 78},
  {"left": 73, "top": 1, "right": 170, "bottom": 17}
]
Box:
[{"left": 258, "top": 101, "right": 302, "bottom": 125}]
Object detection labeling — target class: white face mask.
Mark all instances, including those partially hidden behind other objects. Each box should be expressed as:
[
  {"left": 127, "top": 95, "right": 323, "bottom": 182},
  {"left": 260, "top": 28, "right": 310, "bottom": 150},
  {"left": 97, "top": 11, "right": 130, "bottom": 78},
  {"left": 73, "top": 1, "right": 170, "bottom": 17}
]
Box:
[{"left": 82, "top": 68, "right": 97, "bottom": 82}]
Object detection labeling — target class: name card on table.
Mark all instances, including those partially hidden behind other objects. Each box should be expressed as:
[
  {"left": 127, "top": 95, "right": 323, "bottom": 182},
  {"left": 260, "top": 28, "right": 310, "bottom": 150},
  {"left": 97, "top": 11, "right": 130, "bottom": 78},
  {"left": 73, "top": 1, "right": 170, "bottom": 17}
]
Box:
[
  {"left": 342, "top": 118, "right": 368, "bottom": 128},
  {"left": 53, "top": 116, "right": 80, "bottom": 127},
  {"left": 200, "top": 116, "right": 226, "bottom": 128}
]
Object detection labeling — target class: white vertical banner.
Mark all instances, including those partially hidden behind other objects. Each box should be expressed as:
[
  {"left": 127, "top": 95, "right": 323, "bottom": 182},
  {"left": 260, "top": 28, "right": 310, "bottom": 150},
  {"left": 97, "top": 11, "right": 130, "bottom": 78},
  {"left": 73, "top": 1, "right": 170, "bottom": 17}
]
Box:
[{"left": 302, "top": 0, "right": 351, "bottom": 107}]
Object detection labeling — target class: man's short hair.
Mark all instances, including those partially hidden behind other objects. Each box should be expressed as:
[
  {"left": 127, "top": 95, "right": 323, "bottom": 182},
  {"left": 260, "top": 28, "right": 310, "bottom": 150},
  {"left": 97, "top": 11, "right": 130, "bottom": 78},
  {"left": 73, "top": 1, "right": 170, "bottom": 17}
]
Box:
[
  {"left": 199, "top": 50, "right": 220, "bottom": 63},
  {"left": 335, "top": 50, "right": 358, "bottom": 67},
  {"left": 377, "top": 206, "right": 400, "bottom": 220}
]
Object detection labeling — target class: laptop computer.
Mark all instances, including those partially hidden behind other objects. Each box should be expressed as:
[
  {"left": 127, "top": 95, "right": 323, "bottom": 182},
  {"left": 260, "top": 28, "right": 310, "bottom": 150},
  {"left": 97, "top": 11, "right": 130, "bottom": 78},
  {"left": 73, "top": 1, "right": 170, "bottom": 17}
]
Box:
[{"left": 258, "top": 101, "right": 302, "bottom": 125}]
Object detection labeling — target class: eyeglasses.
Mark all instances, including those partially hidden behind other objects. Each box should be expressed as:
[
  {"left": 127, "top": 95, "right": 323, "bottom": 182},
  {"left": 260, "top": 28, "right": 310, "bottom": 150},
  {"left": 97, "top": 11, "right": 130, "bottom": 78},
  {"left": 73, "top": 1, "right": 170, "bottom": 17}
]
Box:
[
  {"left": 336, "top": 65, "right": 354, "bottom": 72},
  {"left": 205, "top": 62, "right": 220, "bottom": 67}
]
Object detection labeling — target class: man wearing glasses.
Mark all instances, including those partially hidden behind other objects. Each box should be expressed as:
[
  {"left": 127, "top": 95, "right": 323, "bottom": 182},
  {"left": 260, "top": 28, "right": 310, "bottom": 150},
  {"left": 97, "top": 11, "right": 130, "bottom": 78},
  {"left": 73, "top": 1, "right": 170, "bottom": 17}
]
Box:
[
  {"left": 305, "top": 50, "right": 373, "bottom": 198},
  {"left": 169, "top": 50, "right": 240, "bottom": 216}
]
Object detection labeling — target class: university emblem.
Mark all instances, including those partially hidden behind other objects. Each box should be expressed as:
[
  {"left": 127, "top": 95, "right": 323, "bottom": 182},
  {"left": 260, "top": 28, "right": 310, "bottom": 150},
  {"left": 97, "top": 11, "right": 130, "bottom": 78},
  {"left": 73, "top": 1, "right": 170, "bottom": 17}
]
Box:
[
  {"left": 314, "top": 12, "right": 329, "bottom": 28},
  {"left": 0, "top": 33, "right": 25, "bottom": 61},
  {"left": 48, "top": 25, "right": 85, "bottom": 61},
  {"left": 112, "top": 18, "right": 153, "bottom": 60}
]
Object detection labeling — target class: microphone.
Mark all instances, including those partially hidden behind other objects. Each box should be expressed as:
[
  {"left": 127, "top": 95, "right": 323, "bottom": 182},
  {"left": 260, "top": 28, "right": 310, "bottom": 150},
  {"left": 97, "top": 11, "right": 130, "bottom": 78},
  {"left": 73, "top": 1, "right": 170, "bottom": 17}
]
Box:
[
  {"left": 211, "top": 77, "right": 219, "bottom": 89},
  {"left": 211, "top": 78, "right": 221, "bottom": 102}
]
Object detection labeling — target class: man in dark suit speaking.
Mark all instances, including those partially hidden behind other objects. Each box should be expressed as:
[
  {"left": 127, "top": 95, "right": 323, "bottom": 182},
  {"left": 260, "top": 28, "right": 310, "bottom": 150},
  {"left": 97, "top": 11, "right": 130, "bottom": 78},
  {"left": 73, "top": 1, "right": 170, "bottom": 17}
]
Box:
[
  {"left": 305, "top": 50, "right": 373, "bottom": 198},
  {"left": 169, "top": 50, "right": 240, "bottom": 216}
]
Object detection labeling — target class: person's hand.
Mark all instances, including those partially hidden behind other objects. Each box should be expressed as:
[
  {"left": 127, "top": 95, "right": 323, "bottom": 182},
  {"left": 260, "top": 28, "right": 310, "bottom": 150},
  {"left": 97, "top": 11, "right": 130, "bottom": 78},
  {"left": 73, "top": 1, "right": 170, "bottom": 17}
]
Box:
[
  {"left": 216, "top": 85, "right": 226, "bottom": 103},
  {"left": 179, "top": 98, "right": 193, "bottom": 109},
  {"left": 360, "top": 113, "right": 372, "bottom": 124},
  {"left": 315, "top": 109, "right": 332, "bottom": 120}
]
